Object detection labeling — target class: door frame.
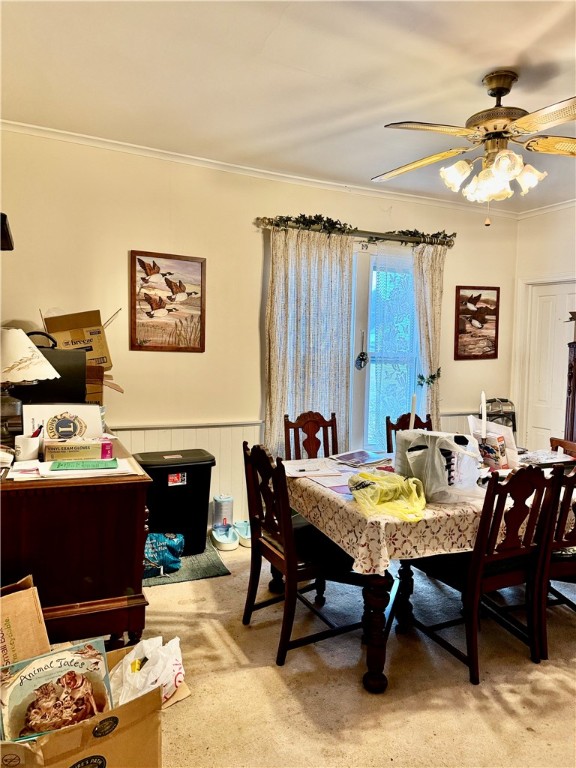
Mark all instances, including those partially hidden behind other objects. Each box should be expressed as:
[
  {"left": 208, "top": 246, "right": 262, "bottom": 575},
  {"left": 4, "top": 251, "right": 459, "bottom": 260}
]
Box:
[{"left": 511, "top": 273, "right": 575, "bottom": 446}]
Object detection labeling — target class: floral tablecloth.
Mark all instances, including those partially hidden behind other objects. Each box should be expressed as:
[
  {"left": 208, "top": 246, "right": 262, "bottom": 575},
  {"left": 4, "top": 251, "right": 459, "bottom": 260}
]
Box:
[{"left": 288, "top": 477, "right": 485, "bottom": 575}]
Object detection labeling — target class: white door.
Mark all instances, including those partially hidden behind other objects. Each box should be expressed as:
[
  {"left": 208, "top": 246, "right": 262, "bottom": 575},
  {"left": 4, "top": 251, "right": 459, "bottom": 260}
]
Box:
[{"left": 525, "top": 281, "right": 575, "bottom": 449}]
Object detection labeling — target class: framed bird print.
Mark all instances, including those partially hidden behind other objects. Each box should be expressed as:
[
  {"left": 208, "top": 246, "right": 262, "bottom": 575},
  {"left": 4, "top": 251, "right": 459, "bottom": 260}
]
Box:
[
  {"left": 130, "top": 250, "right": 206, "bottom": 352},
  {"left": 454, "top": 285, "right": 500, "bottom": 360}
]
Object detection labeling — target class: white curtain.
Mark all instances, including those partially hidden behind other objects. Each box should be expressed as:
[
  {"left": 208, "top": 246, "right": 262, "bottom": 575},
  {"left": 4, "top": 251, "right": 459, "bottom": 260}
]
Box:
[
  {"left": 264, "top": 227, "right": 354, "bottom": 458},
  {"left": 412, "top": 243, "right": 448, "bottom": 430}
]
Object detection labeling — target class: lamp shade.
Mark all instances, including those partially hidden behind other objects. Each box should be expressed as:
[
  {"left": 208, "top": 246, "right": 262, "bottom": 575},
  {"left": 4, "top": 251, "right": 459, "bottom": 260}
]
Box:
[
  {"left": 439, "top": 160, "right": 473, "bottom": 192},
  {"left": 492, "top": 150, "right": 524, "bottom": 180},
  {"left": 1, "top": 328, "right": 60, "bottom": 383},
  {"left": 516, "top": 165, "right": 548, "bottom": 195}
]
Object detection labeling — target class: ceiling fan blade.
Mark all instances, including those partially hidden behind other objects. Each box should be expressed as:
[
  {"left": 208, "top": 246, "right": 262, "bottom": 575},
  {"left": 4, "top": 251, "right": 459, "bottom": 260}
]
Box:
[
  {"left": 385, "top": 121, "right": 480, "bottom": 140},
  {"left": 512, "top": 135, "right": 576, "bottom": 156},
  {"left": 508, "top": 96, "right": 576, "bottom": 135},
  {"left": 372, "top": 147, "right": 474, "bottom": 182}
]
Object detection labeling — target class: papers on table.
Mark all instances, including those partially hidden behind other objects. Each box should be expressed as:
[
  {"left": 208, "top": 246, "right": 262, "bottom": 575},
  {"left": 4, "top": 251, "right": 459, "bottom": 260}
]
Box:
[
  {"left": 6, "top": 458, "right": 142, "bottom": 481},
  {"left": 282, "top": 458, "right": 342, "bottom": 477},
  {"left": 331, "top": 450, "right": 393, "bottom": 468},
  {"left": 518, "top": 450, "right": 576, "bottom": 468}
]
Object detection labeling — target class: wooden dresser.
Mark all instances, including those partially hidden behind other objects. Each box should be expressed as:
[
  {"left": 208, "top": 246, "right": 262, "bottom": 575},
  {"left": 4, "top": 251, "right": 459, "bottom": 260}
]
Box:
[
  {"left": 566, "top": 341, "right": 576, "bottom": 442},
  {"left": 0, "top": 443, "right": 151, "bottom": 646}
]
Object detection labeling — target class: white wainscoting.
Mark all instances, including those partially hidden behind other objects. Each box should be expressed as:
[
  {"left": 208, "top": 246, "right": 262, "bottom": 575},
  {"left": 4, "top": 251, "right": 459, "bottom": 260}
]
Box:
[
  {"left": 110, "top": 421, "right": 263, "bottom": 522},
  {"left": 112, "top": 414, "right": 470, "bottom": 525},
  {"left": 439, "top": 413, "right": 473, "bottom": 435}
]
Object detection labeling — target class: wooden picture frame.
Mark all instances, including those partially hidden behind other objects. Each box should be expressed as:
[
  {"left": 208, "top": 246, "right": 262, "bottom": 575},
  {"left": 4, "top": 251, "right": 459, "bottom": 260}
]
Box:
[
  {"left": 130, "top": 250, "right": 206, "bottom": 352},
  {"left": 454, "top": 285, "right": 500, "bottom": 360}
]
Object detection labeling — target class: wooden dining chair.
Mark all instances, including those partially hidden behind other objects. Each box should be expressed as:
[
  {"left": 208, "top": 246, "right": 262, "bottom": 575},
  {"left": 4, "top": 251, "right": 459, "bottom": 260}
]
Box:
[
  {"left": 549, "top": 437, "right": 576, "bottom": 458},
  {"left": 403, "top": 464, "right": 564, "bottom": 684},
  {"left": 268, "top": 410, "right": 340, "bottom": 596},
  {"left": 385, "top": 412, "right": 433, "bottom": 452},
  {"left": 284, "top": 411, "right": 338, "bottom": 460},
  {"left": 241, "top": 442, "right": 372, "bottom": 666},
  {"left": 537, "top": 466, "right": 576, "bottom": 659}
]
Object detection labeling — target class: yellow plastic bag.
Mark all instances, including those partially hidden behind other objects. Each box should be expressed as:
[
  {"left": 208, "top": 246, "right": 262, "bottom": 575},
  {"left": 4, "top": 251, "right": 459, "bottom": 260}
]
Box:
[{"left": 348, "top": 469, "right": 427, "bottom": 521}]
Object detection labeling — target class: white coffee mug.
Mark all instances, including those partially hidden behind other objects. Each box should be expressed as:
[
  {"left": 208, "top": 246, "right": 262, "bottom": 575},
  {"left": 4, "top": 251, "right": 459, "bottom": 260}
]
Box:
[{"left": 14, "top": 435, "right": 41, "bottom": 462}]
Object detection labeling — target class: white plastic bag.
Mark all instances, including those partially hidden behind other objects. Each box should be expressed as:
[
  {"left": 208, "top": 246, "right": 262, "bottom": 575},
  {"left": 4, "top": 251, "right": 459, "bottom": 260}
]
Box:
[
  {"left": 109, "top": 636, "right": 184, "bottom": 706},
  {"left": 395, "top": 430, "right": 484, "bottom": 503}
]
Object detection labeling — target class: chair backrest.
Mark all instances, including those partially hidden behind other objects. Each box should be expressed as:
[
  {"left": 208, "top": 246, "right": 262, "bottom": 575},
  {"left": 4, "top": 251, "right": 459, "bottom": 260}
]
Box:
[
  {"left": 242, "top": 442, "right": 296, "bottom": 563},
  {"left": 550, "top": 467, "right": 576, "bottom": 552},
  {"left": 549, "top": 437, "right": 576, "bottom": 458},
  {"left": 283, "top": 411, "right": 338, "bottom": 460},
  {"left": 469, "top": 464, "right": 564, "bottom": 590},
  {"left": 385, "top": 412, "right": 433, "bottom": 452}
]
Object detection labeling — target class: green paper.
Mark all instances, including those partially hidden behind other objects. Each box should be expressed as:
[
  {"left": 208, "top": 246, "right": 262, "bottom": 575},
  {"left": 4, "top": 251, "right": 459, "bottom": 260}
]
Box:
[{"left": 50, "top": 459, "right": 119, "bottom": 471}]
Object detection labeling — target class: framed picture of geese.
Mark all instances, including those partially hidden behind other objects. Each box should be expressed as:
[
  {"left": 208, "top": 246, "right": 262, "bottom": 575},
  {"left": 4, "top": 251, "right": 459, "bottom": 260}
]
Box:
[
  {"left": 454, "top": 285, "right": 500, "bottom": 361},
  {"left": 130, "top": 250, "right": 206, "bottom": 352}
]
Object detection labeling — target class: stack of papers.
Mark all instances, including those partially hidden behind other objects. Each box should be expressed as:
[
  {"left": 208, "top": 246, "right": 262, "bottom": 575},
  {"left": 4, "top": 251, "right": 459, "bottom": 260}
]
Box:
[
  {"left": 518, "top": 450, "right": 576, "bottom": 467},
  {"left": 282, "top": 458, "right": 342, "bottom": 477},
  {"left": 6, "top": 458, "right": 141, "bottom": 481},
  {"left": 331, "top": 450, "right": 392, "bottom": 468}
]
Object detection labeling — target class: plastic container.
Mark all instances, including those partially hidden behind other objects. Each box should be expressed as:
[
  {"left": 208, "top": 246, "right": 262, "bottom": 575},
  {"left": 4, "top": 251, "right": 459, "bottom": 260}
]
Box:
[
  {"left": 213, "top": 494, "right": 233, "bottom": 528},
  {"left": 134, "top": 449, "right": 216, "bottom": 555}
]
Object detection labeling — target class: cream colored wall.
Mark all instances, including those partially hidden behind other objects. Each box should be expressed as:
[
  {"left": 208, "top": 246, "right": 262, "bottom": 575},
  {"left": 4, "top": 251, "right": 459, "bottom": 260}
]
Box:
[
  {"left": 516, "top": 206, "right": 576, "bottom": 281},
  {"left": 2, "top": 129, "right": 523, "bottom": 429}
]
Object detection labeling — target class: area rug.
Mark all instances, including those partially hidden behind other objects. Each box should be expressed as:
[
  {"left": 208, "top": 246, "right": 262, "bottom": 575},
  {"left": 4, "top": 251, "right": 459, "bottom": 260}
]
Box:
[{"left": 142, "top": 536, "right": 230, "bottom": 587}]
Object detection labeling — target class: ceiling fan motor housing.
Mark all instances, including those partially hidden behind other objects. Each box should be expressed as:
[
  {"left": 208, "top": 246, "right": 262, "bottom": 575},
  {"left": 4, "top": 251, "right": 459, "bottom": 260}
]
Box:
[
  {"left": 466, "top": 106, "right": 529, "bottom": 136},
  {"left": 482, "top": 70, "right": 519, "bottom": 99}
]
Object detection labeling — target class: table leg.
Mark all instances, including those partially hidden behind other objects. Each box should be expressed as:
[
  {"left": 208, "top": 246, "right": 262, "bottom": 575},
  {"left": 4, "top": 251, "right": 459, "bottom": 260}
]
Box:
[
  {"left": 395, "top": 560, "right": 415, "bottom": 634},
  {"left": 361, "top": 570, "right": 397, "bottom": 694}
]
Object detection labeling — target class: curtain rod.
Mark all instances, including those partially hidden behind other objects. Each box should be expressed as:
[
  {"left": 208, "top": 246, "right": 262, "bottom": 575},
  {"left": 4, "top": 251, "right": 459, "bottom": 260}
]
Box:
[
  {"left": 352, "top": 228, "right": 455, "bottom": 248},
  {"left": 254, "top": 217, "right": 456, "bottom": 248}
]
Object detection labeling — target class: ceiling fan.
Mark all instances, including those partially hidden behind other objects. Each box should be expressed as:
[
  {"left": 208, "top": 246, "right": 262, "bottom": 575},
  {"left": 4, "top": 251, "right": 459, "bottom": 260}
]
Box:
[{"left": 372, "top": 70, "right": 576, "bottom": 203}]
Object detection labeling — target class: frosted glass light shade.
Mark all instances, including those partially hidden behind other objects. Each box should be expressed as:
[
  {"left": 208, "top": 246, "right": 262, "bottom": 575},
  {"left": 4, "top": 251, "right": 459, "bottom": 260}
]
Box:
[
  {"left": 492, "top": 150, "right": 524, "bottom": 180},
  {"left": 439, "top": 160, "right": 473, "bottom": 192},
  {"left": 1, "top": 328, "right": 60, "bottom": 383},
  {"left": 516, "top": 164, "right": 547, "bottom": 195},
  {"left": 462, "top": 168, "right": 513, "bottom": 203}
]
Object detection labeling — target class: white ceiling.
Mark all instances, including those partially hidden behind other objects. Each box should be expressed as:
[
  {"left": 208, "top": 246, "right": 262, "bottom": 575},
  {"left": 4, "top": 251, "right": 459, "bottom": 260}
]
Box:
[{"left": 2, "top": 1, "right": 575, "bottom": 213}]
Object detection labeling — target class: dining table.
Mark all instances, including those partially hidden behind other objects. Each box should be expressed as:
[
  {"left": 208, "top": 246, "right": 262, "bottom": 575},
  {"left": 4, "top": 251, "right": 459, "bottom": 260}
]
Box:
[{"left": 286, "top": 459, "right": 487, "bottom": 693}]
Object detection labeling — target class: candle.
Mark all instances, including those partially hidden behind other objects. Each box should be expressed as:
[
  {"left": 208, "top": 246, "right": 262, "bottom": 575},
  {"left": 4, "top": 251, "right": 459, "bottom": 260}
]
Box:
[
  {"left": 480, "top": 391, "right": 487, "bottom": 439},
  {"left": 408, "top": 393, "right": 416, "bottom": 430}
]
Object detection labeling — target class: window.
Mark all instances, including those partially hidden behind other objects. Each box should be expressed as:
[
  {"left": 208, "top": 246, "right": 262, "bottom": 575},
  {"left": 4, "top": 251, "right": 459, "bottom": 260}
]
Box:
[{"left": 350, "top": 243, "right": 423, "bottom": 450}]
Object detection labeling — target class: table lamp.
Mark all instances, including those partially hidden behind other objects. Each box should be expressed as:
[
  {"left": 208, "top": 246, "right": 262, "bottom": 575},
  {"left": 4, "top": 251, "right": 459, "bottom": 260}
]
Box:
[{"left": 1, "top": 328, "right": 60, "bottom": 447}]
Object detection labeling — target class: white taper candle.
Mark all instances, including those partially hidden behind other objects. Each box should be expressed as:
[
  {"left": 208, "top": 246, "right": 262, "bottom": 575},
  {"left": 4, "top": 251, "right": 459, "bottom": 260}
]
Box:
[
  {"left": 409, "top": 393, "right": 416, "bottom": 430},
  {"left": 480, "top": 391, "right": 487, "bottom": 439}
]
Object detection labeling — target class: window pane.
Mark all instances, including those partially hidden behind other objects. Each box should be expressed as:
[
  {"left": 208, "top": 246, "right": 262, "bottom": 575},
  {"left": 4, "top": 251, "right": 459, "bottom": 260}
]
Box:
[{"left": 364, "top": 250, "right": 422, "bottom": 449}]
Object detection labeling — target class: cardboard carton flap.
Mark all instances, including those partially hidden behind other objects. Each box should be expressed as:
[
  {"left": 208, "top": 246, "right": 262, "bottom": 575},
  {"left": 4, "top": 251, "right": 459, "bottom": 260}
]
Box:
[
  {"left": 45, "top": 311, "right": 103, "bottom": 333},
  {"left": 0, "top": 575, "right": 35, "bottom": 597}
]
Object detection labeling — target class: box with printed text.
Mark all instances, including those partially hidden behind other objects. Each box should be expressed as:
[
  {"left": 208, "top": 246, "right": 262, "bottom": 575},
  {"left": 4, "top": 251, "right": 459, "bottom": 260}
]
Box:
[{"left": 44, "top": 311, "right": 112, "bottom": 370}]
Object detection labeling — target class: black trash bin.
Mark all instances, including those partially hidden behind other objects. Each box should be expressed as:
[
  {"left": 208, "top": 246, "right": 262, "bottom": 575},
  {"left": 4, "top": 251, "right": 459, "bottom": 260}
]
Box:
[{"left": 134, "top": 449, "right": 216, "bottom": 555}]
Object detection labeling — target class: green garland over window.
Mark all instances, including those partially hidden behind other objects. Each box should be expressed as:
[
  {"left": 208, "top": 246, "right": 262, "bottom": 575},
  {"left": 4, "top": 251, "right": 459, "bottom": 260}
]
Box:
[{"left": 255, "top": 214, "right": 357, "bottom": 235}]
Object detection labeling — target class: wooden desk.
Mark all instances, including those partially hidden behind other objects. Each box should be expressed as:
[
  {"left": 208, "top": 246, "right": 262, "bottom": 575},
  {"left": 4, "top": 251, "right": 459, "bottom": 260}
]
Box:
[{"left": 0, "top": 443, "right": 151, "bottom": 646}]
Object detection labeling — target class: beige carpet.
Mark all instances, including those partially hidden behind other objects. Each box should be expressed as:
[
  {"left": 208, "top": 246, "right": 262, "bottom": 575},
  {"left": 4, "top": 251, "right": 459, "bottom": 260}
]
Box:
[{"left": 143, "top": 546, "right": 576, "bottom": 768}]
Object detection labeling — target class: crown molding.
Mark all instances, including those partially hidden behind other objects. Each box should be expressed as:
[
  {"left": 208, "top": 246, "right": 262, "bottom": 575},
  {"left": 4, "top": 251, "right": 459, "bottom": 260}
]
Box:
[{"left": 3, "top": 121, "right": 572, "bottom": 220}]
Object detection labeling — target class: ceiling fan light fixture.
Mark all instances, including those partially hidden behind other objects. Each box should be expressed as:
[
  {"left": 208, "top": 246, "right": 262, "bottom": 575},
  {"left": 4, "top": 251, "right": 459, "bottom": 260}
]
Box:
[
  {"left": 492, "top": 149, "right": 524, "bottom": 180},
  {"left": 439, "top": 159, "right": 473, "bottom": 192},
  {"left": 515, "top": 164, "right": 548, "bottom": 195},
  {"left": 462, "top": 167, "right": 513, "bottom": 203}
]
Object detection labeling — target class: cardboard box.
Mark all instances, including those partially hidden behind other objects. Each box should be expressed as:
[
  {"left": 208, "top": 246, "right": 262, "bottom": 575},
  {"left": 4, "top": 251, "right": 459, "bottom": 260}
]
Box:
[
  {"left": 44, "top": 439, "right": 114, "bottom": 462},
  {"left": 0, "top": 647, "right": 162, "bottom": 768},
  {"left": 86, "top": 365, "right": 104, "bottom": 406},
  {"left": 0, "top": 576, "right": 51, "bottom": 666},
  {"left": 474, "top": 431, "right": 509, "bottom": 470},
  {"left": 44, "top": 311, "right": 112, "bottom": 371}
]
